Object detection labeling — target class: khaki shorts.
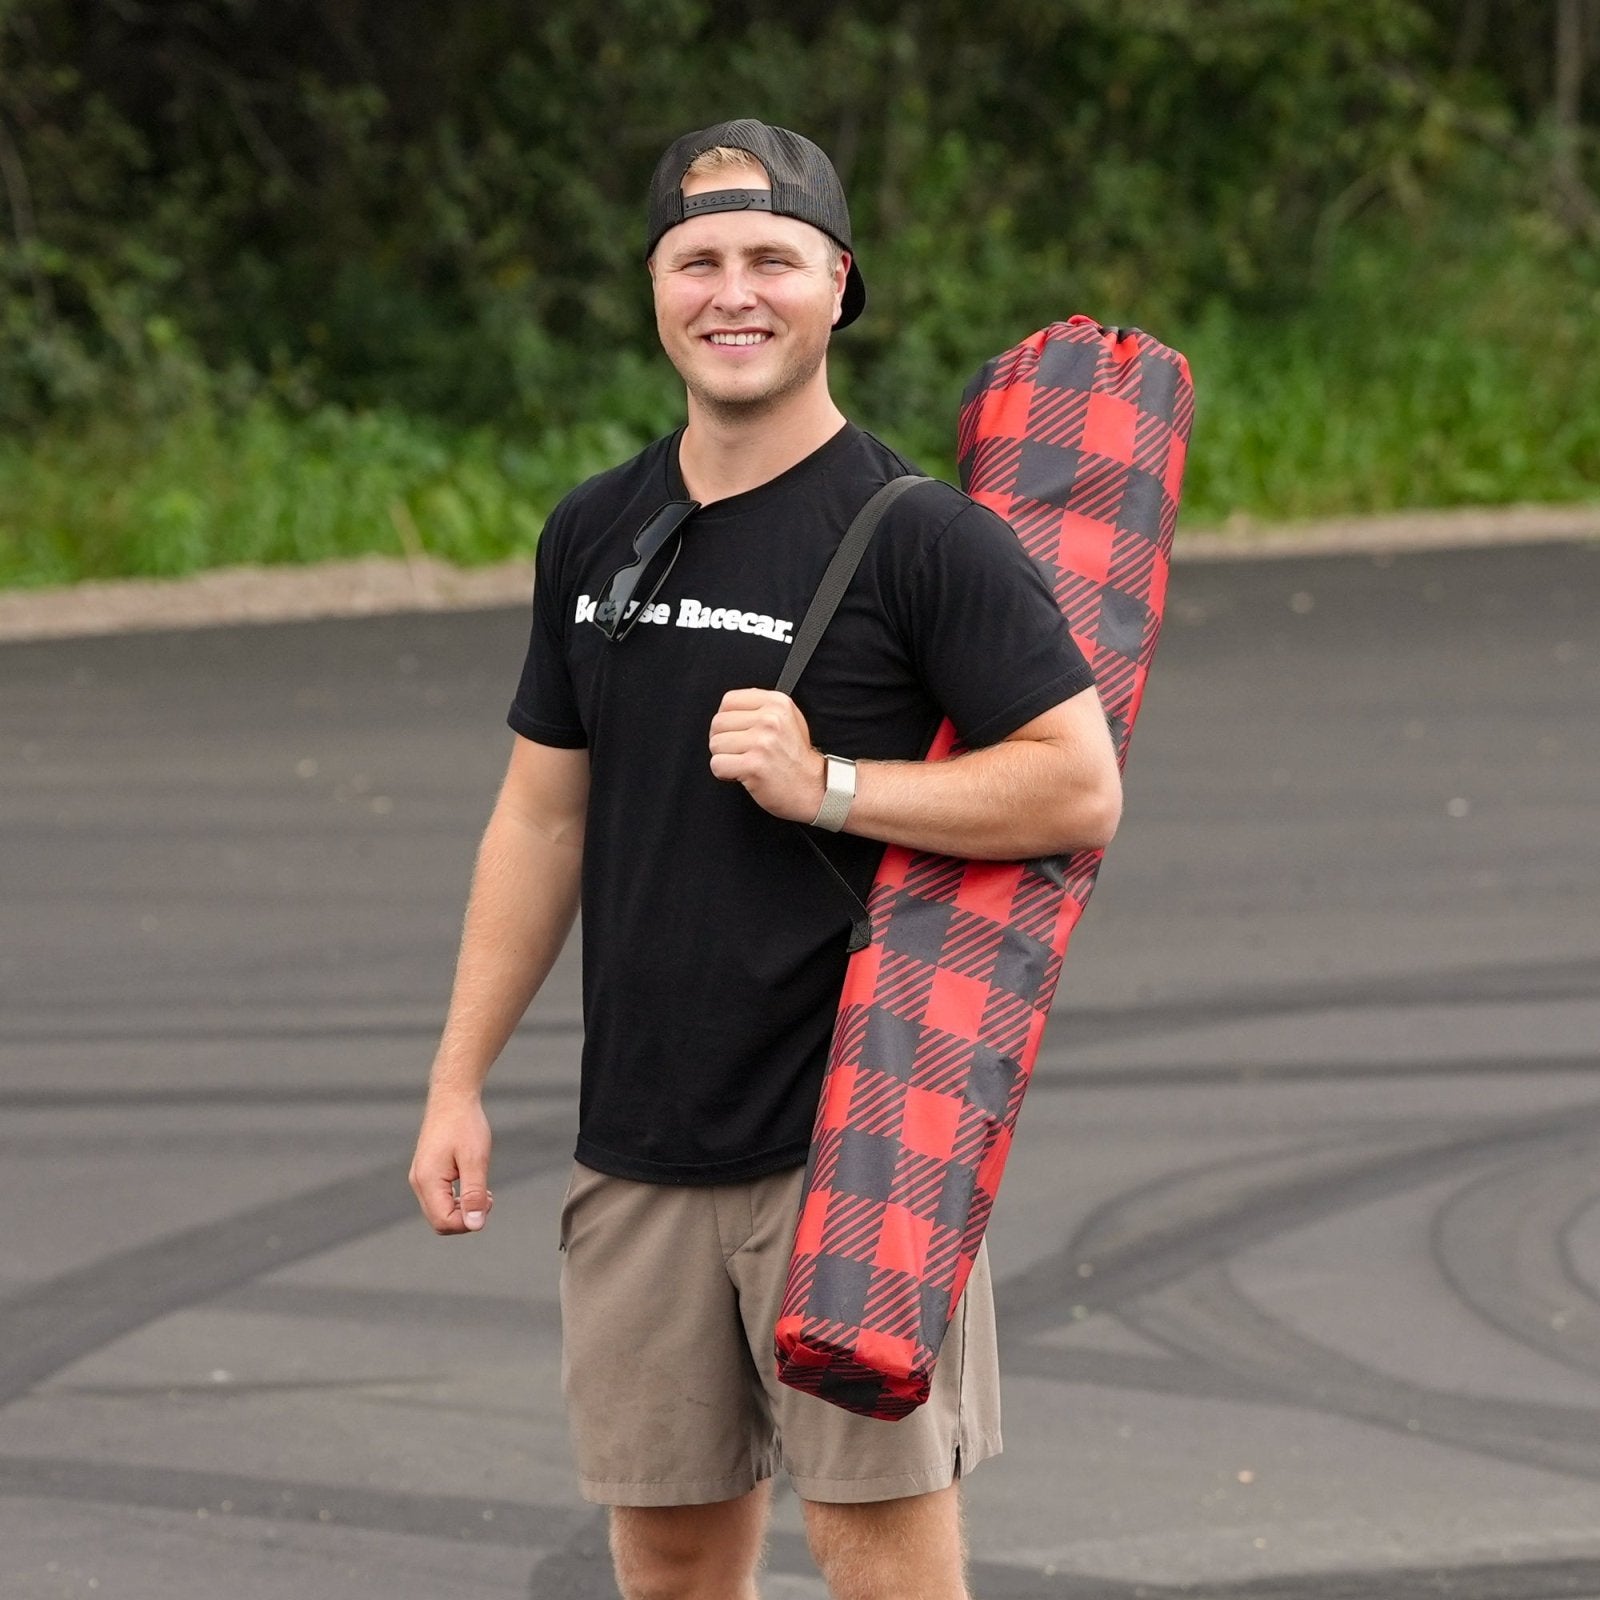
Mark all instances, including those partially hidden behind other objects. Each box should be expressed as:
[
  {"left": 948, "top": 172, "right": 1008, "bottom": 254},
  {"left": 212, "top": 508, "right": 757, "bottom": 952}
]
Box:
[{"left": 558, "top": 1160, "right": 1003, "bottom": 1506}]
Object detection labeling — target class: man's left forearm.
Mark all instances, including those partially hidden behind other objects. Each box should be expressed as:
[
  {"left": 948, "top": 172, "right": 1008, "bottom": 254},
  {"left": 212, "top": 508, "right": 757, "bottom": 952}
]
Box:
[
  {"left": 838, "top": 722, "right": 1120, "bottom": 860},
  {"left": 710, "top": 684, "right": 1122, "bottom": 860}
]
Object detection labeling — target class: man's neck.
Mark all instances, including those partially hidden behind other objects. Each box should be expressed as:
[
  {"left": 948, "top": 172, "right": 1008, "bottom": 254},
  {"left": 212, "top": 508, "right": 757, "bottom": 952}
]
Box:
[{"left": 677, "top": 383, "right": 848, "bottom": 505}]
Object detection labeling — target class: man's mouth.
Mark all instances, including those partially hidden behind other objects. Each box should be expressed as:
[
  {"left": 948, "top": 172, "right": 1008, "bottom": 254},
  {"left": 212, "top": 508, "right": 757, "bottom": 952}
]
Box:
[{"left": 705, "top": 332, "right": 772, "bottom": 347}]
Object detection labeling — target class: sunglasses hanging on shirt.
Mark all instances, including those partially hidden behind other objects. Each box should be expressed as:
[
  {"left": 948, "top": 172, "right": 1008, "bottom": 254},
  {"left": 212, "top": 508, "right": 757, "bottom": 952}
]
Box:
[{"left": 592, "top": 499, "right": 700, "bottom": 642}]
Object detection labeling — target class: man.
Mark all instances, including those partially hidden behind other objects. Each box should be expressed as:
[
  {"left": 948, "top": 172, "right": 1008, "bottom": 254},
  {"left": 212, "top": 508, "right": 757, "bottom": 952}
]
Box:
[{"left": 410, "top": 119, "right": 1122, "bottom": 1600}]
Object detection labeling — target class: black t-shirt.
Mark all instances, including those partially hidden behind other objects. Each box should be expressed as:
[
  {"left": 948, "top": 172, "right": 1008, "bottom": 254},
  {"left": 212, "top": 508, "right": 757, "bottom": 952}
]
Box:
[{"left": 508, "top": 421, "right": 1093, "bottom": 1184}]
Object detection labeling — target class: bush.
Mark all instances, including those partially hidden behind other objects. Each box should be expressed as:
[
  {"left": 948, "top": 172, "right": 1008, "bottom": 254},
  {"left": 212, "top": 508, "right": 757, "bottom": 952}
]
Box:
[
  {"left": 3, "top": 205, "right": 1596, "bottom": 588},
  {"left": 0, "top": 391, "right": 661, "bottom": 587},
  {"left": 1176, "top": 208, "right": 1600, "bottom": 521}
]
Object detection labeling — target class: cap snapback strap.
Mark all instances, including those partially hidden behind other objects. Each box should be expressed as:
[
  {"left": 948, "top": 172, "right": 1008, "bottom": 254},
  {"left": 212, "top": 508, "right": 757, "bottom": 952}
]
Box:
[{"left": 681, "top": 188, "right": 775, "bottom": 218}]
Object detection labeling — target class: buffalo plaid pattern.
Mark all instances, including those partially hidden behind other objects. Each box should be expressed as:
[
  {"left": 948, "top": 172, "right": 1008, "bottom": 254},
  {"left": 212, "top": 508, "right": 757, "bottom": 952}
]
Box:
[{"left": 775, "top": 319, "right": 1194, "bottom": 1418}]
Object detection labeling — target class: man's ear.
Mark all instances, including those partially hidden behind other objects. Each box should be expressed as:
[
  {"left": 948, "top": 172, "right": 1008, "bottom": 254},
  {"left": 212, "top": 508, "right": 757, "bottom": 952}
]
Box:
[{"left": 833, "top": 250, "right": 850, "bottom": 317}]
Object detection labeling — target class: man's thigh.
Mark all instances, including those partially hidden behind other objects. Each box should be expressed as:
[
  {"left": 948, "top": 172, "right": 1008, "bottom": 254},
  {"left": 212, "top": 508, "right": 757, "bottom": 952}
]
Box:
[
  {"left": 560, "top": 1160, "right": 1003, "bottom": 1508},
  {"left": 729, "top": 1166, "right": 1004, "bottom": 1505},
  {"left": 559, "top": 1163, "right": 777, "bottom": 1506}
]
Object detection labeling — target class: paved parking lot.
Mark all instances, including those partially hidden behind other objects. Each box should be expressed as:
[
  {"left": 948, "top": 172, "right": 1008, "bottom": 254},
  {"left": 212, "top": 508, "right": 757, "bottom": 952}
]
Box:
[{"left": 2, "top": 538, "right": 1598, "bottom": 1598}]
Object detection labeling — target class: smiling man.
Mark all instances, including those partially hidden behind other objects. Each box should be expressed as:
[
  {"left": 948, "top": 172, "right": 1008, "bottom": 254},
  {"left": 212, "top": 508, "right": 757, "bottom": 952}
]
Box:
[
  {"left": 650, "top": 158, "right": 844, "bottom": 423},
  {"left": 409, "top": 120, "right": 1121, "bottom": 1600}
]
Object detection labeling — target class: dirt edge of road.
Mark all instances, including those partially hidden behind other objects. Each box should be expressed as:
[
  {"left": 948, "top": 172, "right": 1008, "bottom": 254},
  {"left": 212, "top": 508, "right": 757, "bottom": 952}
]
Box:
[{"left": 3, "top": 500, "right": 1597, "bottom": 644}]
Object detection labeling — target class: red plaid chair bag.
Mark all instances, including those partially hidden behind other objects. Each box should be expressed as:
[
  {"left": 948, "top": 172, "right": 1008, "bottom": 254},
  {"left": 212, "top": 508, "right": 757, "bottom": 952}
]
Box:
[{"left": 774, "top": 317, "right": 1195, "bottom": 1418}]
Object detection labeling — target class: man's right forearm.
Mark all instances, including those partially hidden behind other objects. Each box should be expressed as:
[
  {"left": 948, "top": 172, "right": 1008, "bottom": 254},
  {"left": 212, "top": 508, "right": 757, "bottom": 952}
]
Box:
[{"left": 428, "top": 790, "right": 585, "bottom": 1100}]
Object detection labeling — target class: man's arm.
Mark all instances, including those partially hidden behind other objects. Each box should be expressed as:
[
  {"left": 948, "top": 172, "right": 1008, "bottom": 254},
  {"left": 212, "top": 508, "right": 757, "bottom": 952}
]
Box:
[
  {"left": 708, "top": 685, "right": 1121, "bottom": 860},
  {"left": 408, "top": 734, "right": 589, "bottom": 1235}
]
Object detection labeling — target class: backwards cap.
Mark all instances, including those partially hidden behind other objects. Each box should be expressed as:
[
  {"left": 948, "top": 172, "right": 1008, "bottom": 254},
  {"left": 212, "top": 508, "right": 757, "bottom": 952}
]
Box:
[{"left": 646, "top": 119, "right": 866, "bottom": 330}]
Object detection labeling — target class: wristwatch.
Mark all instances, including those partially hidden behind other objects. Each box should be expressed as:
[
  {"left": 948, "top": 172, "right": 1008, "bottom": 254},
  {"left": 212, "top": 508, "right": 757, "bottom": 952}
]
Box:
[{"left": 811, "top": 754, "right": 857, "bottom": 833}]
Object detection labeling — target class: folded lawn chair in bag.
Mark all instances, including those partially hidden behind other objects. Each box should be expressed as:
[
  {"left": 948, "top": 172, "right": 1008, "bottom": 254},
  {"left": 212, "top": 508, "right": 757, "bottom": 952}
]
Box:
[{"left": 775, "top": 316, "right": 1195, "bottom": 1419}]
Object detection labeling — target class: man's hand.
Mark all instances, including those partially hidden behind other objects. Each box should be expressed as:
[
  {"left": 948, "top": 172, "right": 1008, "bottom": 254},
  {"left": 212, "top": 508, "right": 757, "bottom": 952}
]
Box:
[
  {"left": 409, "top": 1092, "right": 494, "bottom": 1234},
  {"left": 708, "top": 689, "right": 827, "bottom": 822}
]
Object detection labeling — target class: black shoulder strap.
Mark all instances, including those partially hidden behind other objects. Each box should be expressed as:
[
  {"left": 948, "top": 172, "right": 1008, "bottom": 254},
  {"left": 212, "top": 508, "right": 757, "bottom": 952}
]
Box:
[
  {"left": 776, "top": 475, "right": 929, "bottom": 697},
  {"left": 776, "top": 474, "right": 932, "bottom": 953}
]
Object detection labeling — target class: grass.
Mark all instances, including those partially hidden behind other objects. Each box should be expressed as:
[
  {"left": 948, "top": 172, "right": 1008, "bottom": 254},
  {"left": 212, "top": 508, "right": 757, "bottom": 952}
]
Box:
[
  {"left": 1175, "top": 225, "right": 1600, "bottom": 524},
  {"left": 0, "top": 398, "right": 649, "bottom": 588},
  {"left": 2, "top": 222, "right": 1596, "bottom": 588}
]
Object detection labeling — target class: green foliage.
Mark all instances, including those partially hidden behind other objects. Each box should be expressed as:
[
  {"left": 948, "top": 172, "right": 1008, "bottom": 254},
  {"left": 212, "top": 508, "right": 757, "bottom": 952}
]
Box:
[
  {"left": 5, "top": 207, "right": 1596, "bottom": 586},
  {"left": 1180, "top": 210, "right": 1600, "bottom": 519},
  {"left": 0, "top": 389, "right": 661, "bottom": 587},
  {"left": 0, "top": 0, "right": 1597, "bottom": 585}
]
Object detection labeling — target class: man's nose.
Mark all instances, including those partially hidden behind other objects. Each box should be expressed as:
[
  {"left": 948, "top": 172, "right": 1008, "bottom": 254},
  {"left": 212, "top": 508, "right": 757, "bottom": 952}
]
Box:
[{"left": 710, "top": 264, "right": 759, "bottom": 310}]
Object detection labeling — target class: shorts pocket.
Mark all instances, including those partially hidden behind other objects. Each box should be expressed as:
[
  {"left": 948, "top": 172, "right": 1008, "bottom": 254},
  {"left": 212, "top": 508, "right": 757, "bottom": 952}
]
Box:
[{"left": 558, "top": 1160, "right": 602, "bottom": 1253}]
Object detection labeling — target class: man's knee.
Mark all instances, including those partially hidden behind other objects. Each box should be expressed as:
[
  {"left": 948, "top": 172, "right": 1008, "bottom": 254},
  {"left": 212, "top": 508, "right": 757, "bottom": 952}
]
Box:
[
  {"left": 803, "top": 1485, "right": 969, "bottom": 1600},
  {"left": 609, "top": 1488, "right": 768, "bottom": 1600}
]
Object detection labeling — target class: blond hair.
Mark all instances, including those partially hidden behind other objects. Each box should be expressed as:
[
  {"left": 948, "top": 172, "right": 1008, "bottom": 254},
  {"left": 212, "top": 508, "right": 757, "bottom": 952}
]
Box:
[{"left": 684, "top": 145, "right": 769, "bottom": 182}]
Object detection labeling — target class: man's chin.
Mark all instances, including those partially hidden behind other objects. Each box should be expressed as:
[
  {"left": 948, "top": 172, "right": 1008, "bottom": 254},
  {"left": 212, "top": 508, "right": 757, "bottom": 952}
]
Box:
[
  {"left": 677, "top": 354, "right": 827, "bottom": 420},
  {"left": 686, "top": 379, "right": 787, "bottom": 419}
]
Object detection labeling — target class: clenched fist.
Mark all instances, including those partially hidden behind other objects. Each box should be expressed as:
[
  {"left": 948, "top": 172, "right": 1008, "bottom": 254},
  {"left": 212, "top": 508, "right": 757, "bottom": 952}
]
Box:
[
  {"left": 409, "top": 1091, "right": 494, "bottom": 1235},
  {"left": 708, "top": 689, "right": 828, "bottom": 822}
]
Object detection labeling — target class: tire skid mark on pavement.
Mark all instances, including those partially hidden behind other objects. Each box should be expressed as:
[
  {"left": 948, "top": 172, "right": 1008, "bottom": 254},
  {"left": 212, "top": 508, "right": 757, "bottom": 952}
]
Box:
[
  {"left": 1000, "top": 1339, "right": 1284, "bottom": 1407},
  {"left": 2, "top": 1037, "right": 1595, "bottom": 1574},
  {"left": 531, "top": 1516, "right": 1600, "bottom": 1600},
  {"left": 5, "top": 1086, "right": 1597, "bottom": 1579},
  {"left": 1433, "top": 1141, "right": 1600, "bottom": 1383},
  {"left": 522, "top": 1475, "right": 1233, "bottom": 1592},
  {"left": 51, "top": 1373, "right": 483, "bottom": 1402},
  {"left": 7, "top": 1056, "right": 1598, "bottom": 1120},
  {"left": 0, "top": 1452, "right": 591, "bottom": 1550},
  {"left": 2, "top": 950, "right": 1593, "bottom": 1109},
  {"left": 1029, "top": 1056, "right": 1600, "bottom": 1091},
  {"left": 1001, "top": 1113, "right": 1600, "bottom": 1483},
  {"left": 0, "top": 1081, "right": 569, "bottom": 1120},
  {"left": 0, "top": 1128, "right": 416, "bottom": 1164},
  {"left": 4, "top": 547, "right": 1596, "bottom": 1593},
  {"left": 1026, "top": 1558, "right": 1600, "bottom": 1599},
  {"left": 3, "top": 950, "right": 1594, "bottom": 1060},
  {"left": 1127, "top": 1261, "right": 1600, "bottom": 1480},
  {"left": 1564, "top": 1213, "right": 1600, "bottom": 1315},
  {"left": 215, "top": 1279, "right": 559, "bottom": 1335},
  {"left": 1043, "top": 955, "right": 1600, "bottom": 1054},
  {"left": 999, "top": 1133, "right": 1421, "bottom": 1328},
  {"left": 532, "top": 1514, "right": 1166, "bottom": 1598},
  {"left": 5, "top": 1450, "right": 1600, "bottom": 1600},
  {"left": 1000, "top": 1105, "right": 1600, "bottom": 1331},
  {"left": 0, "top": 1080, "right": 573, "bottom": 1112},
  {"left": 0, "top": 1116, "right": 572, "bottom": 1409},
  {"left": 0, "top": 1017, "right": 582, "bottom": 1049},
  {"left": 522, "top": 1508, "right": 614, "bottom": 1598}
]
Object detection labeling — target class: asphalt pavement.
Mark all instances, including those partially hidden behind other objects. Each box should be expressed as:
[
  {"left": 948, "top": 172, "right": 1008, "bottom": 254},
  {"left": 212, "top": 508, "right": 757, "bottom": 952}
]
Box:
[{"left": 2, "top": 538, "right": 1598, "bottom": 1599}]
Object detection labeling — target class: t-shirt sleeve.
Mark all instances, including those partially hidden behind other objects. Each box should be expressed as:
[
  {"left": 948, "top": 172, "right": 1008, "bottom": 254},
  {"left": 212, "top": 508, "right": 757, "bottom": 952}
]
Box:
[
  {"left": 507, "top": 504, "right": 587, "bottom": 749},
  {"left": 897, "top": 497, "right": 1096, "bottom": 748}
]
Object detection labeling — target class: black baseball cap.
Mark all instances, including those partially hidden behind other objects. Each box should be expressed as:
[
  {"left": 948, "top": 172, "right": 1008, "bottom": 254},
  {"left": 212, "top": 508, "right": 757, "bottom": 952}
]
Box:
[{"left": 646, "top": 119, "right": 866, "bottom": 329}]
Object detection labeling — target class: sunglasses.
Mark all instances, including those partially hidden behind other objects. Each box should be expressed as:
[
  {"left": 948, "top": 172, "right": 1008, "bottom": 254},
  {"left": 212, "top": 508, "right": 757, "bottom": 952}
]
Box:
[{"left": 592, "top": 499, "right": 700, "bottom": 642}]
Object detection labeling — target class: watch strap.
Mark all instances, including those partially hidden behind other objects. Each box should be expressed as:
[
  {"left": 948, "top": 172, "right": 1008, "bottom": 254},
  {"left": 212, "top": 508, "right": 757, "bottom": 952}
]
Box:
[{"left": 812, "top": 754, "right": 857, "bottom": 833}]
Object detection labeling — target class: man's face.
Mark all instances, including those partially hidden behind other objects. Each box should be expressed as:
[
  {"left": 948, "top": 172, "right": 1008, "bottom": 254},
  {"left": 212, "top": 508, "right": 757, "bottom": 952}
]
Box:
[{"left": 649, "top": 163, "right": 849, "bottom": 419}]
